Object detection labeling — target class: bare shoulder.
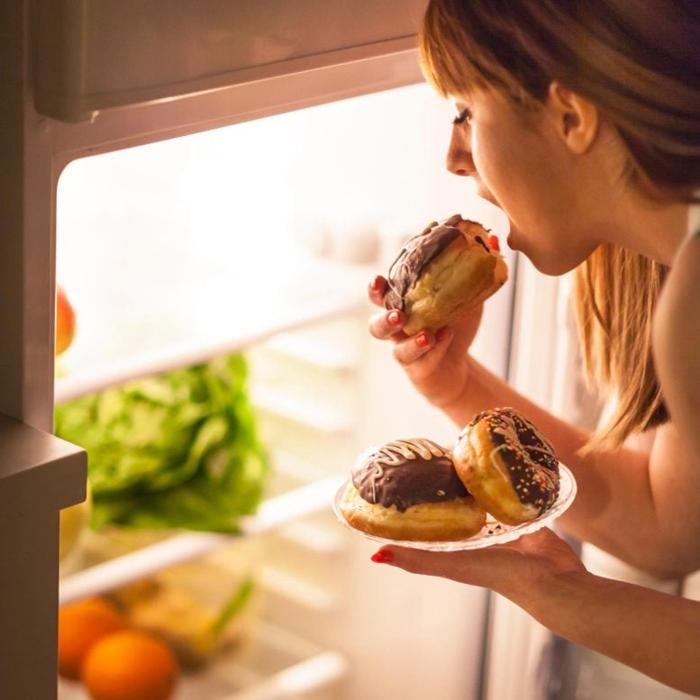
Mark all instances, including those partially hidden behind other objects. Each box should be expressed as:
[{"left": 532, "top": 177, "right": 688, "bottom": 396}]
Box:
[
  {"left": 653, "top": 236, "right": 700, "bottom": 450},
  {"left": 656, "top": 235, "right": 700, "bottom": 330}
]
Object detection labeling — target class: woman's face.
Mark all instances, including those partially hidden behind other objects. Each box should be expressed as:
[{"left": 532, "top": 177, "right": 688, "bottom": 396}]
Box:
[{"left": 448, "top": 88, "right": 602, "bottom": 275}]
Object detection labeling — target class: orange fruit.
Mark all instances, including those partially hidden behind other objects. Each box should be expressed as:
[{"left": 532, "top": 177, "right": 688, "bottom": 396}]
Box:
[
  {"left": 82, "top": 629, "right": 178, "bottom": 700},
  {"left": 56, "top": 285, "right": 76, "bottom": 355},
  {"left": 58, "top": 598, "right": 127, "bottom": 680}
]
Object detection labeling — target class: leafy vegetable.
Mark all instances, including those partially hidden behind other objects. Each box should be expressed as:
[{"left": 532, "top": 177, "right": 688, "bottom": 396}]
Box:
[
  {"left": 55, "top": 354, "right": 268, "bottom": 532},
  {"left": 208, "top": 576, "right": 256, "bottom": 641}
]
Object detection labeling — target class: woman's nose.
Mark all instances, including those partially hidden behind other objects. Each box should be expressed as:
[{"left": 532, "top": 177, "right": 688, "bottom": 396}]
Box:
[{"left": 446, "top": 127, "right": 474, "bottom": 177}]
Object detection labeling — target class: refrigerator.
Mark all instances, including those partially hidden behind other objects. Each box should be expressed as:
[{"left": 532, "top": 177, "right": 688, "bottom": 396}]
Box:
[{"left": 2, "top": 2, "right": 697, "bottom": 699}]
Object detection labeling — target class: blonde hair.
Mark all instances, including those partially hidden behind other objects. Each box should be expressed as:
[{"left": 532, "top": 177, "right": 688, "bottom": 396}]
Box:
[
  {"left": 419, "top": 0, "right": 700, "bottom": 449},
  {"left": 574, "top": 247, "right": 668, "bottom": 449}
]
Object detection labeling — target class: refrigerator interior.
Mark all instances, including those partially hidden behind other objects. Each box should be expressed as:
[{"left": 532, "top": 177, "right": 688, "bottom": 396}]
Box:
[{"left": 55, "top": 83, "right": 517, "bottom": 700}]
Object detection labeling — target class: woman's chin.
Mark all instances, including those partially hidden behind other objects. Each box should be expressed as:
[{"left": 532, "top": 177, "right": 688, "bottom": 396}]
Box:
[{"left": 509, "top": 239, "right": 577, "bottom": 275}]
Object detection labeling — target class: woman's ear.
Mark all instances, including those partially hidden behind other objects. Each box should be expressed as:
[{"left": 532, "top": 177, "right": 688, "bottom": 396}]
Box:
[{"left": 546, "top": 81, "right": 599, "bottom": 154}]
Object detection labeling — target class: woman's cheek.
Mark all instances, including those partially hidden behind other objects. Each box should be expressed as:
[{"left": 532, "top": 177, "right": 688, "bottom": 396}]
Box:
[{"left": 472, "top": 125, "right": 511, "bottom": 187}]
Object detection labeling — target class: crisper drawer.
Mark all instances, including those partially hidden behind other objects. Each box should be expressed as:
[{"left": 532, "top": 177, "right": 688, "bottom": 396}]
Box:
[{"left": 34, "top": 0, "right": 427, "bottom": 121}]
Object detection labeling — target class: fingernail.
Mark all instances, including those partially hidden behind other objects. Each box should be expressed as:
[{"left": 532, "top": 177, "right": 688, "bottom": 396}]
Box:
[
  {"left": 488, "top": 235, "right": 500, "bottom": 252},
  {"left": 371, "top": 550, "right": 394, "bottom": 564},
  {"left": 416, "top": 332, "right": 430, "bottom": 348},
  {"left": 387, "top": 310, "right": 401, "bottom": 326},
  {"left": 369, "top": 275, "right": 382, "bottom": 291}
]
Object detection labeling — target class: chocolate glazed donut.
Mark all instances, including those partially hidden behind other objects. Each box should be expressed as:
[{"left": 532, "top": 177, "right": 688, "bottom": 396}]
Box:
[
  {"left": 339, "top": 438, "right": 486, "bottom": 541},
  {"left": 453, "top": 408, "right": 560, "bottom": 525}
]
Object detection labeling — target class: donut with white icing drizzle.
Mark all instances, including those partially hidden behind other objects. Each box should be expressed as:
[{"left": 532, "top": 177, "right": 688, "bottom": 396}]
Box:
[
  {"left": 340, "top": 438, "right": 486, "bottom": 541},
  {"left": 453, "top": 408, "right": 560, "bottom": 525}
]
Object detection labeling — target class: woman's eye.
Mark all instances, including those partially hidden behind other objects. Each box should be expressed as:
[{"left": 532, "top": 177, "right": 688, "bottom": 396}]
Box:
[{"left": 452, "top": 107, "right": 472, "bottom": 125}]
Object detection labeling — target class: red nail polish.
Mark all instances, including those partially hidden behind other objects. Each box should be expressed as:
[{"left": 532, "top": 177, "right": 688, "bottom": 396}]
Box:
[
  {"left": 416, "top": 332, "right": 430, "bottom": 348},
  {"left": 371, "top": 550, "right": 394, "bottom": 564},
  {"left": 387, "top": 310, "right": 401, "bottom": 326},
  {"left": 369, "top": 275, "right": 382, "bottom": 291},
  {"left": 488, "top": 235, "right": 500, "bottom": 252}
]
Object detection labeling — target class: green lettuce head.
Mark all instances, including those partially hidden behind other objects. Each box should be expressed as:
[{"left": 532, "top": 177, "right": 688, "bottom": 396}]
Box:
[{"left": 55, "top": 354, "right": 268, "bottom": 532}]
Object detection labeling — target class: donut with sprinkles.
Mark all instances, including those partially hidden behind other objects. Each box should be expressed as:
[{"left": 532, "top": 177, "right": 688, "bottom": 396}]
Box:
[{"left": 453, "top": 408, "right": 560, "bottom": 525}]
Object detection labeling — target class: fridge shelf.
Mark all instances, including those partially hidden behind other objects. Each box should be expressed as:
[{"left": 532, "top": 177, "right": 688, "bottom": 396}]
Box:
[
  {"left": 59, "top": 476, "right": 344, "bottom": 606},
  {"left": 58, "top": 621, "right": 348, "bottom": 700},
  {"left": 217, "top": 650, "right": 348, "bottom": 700},
  {"left": 260, "top": 564, "right": 338, "bottom": 613},
  {"left": 277, "top": 519, "right": 346, "bottom": 556},
  {"left": 260, "top": 322, "right": 362, "bottom": 371},
  {"left": 251, "top": 386, "right": 354, "bottom": 434},
  {"left": 270, "top": 449, "right": 329, "bottom": 484},
  {"left": 55, "top": 295, "right": 365, "bottom": 406}
]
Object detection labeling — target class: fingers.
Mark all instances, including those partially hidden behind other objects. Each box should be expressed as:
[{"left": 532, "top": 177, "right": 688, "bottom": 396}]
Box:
[
  {"left": 370, "top": 530, "right": 587, "bottom": 597},
  {"left": 368, "top": 306, "right": 453, "bottom": 361},
  {"left": 368, "top": 275, "right": 388, "bottom": 306},
  {"left": 368, "top": 307, "right": 407, "bottom": 341},
  {"left": 367, "top": 273, "right": 456, "bottom": 368},
  {"left": 369, "top": 545, "right": 515, "bottom": 590},
  {"left": 393, "top": 327, "right": 452, "bottom": 369}
]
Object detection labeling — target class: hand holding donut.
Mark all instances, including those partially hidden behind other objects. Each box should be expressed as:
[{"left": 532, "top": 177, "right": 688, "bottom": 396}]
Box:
[
  {"left": 368, "top": 277, "right": 482, "bottom": 411},
  {"left": 368, "top": 214, "right": 506, "bottom": 412}
]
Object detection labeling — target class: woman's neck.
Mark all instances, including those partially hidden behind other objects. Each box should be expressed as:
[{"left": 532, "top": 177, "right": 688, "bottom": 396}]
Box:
[{"left": 610, "top": 188, "right": 689, "bottom": 266}]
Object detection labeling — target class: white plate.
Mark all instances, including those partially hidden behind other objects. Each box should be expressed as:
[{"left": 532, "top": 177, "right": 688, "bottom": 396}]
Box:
[{"left": 333, "top": 463, "right": 577, "bottom": 552}]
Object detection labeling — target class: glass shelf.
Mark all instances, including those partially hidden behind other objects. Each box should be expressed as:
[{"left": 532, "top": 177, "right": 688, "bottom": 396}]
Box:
[
  {"left": 55, "top": 260, "right": 369, "bottom": 405},
  {"left": 58, "top": 621, "right": 347, "bottom": 700},
  {"left": 59, "top": 476, "right": 345, "bottom": 606}
]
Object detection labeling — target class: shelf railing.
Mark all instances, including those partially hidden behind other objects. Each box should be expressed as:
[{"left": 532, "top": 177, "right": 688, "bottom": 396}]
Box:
[
  {"left": 55, "top": 296, "right": 364, "bottom": 406},
  {"left": 59, "top": 475, "right": 345, "bottom": 605},
  {"left": 224, "top": 650, "right": 348, "bottom": 700}
]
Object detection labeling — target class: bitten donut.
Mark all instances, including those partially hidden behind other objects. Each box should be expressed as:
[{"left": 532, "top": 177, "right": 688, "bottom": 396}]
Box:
[
  {"left": 383, "top": 214, "right": 508, "bottom": 335},
  {"left": 453, "top": 408, "right": 560, "bottom": 525},
  {"left": 339, "top": 438, "right": 486, "bottom": 541}
]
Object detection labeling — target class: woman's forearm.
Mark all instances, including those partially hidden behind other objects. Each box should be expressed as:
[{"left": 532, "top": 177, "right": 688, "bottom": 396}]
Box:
[
  {"left": 443, "top": 355, "right": 592, "bottom": 457},
  {"left": 444, "top": 356, "right": 689, "bottom": 576},
  {"left": 517, "top": 571, "right": 700, "bottom": 696}
]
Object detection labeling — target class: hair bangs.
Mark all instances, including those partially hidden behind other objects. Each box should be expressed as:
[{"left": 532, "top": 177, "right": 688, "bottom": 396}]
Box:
[{"left": 419, "top": 1, "right": 491, "bottom": 98}]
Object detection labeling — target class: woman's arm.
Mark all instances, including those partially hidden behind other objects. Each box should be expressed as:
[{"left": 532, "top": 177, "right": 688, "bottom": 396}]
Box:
[
  {"left": 367, "top": 281, "right": 700, "bottom": 577},
  {"left": 373, "top": 529, "right": 700, "bottom": 696},
  {"left": 445, "top": 358, "right": 700, "bottom": 578},
  {"left": 531, "top": 569, "right": 700, "bottom": 696}
]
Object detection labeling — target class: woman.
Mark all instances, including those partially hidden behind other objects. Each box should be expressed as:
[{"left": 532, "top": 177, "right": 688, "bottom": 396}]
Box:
[{"left": 367, "top": 0, "right": 700, "bottom": 694}]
